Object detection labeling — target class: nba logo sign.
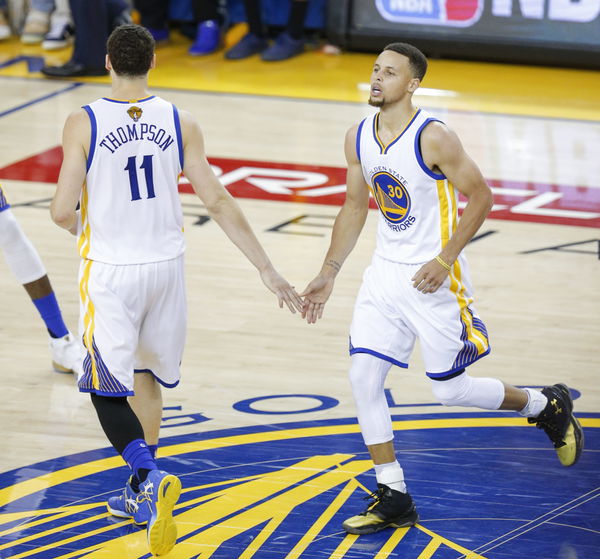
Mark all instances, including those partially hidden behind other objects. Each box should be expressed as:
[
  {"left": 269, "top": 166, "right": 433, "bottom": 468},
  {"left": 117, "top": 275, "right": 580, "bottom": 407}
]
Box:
[{"left": 376, "top": 0, "right": 483, "bottom": 27}]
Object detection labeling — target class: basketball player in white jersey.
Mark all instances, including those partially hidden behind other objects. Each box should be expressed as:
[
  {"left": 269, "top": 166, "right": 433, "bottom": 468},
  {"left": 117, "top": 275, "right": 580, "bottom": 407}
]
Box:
[
  {"left": 0, "top": 184, "right": 82, "bottom": 375},
  {"left": 301, "top": 43, "right": 583, "bottom": 535},
  {"left": 51, "top": 24, "right": 303, "bottom": 556}
]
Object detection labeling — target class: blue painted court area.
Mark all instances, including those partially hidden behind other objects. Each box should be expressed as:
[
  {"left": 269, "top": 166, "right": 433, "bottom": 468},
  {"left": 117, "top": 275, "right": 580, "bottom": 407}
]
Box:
[{"left": 0, "top": 412, "right": 598, "bottom": 559}]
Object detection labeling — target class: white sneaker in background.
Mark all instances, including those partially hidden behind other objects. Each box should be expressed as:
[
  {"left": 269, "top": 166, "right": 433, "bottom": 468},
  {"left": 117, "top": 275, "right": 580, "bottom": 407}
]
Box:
[
  {"left": 21, "top": 9, "right": 50, "bottom": 44},
  {"left": 0, "top": 12, "right": 11, "bottom": 40},
  {"left": 42, "top": 17, "right": 73, "bottom": 50},
  {"left": 50, "top": 332, "right": 84, "bottom": 375}
]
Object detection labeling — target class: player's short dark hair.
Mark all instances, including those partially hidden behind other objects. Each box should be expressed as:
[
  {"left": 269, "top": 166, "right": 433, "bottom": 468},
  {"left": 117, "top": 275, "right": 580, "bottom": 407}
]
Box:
[
  {"left": 383, "top": 43, "right": 428, "bottom": 81},
  {"left": 107, "top": 24, "right": 155, "bottom": 77}
]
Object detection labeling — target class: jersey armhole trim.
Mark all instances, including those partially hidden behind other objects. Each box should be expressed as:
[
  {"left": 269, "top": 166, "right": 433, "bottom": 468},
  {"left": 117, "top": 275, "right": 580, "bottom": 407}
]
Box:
[
  {"left": 172, "top": 104, "right": 184, "bottom": 170},
  {"left": 414, "top": 118, "right": 446, "bottom": 180},
  {"left": 82, "top": 105, "right": 97, "bottom": 172},
  {"left": 356, "top": 118, "right": 366, "bottom": 162}
]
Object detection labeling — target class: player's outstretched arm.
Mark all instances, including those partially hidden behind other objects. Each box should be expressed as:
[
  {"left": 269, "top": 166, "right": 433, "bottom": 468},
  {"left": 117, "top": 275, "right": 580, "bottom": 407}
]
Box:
[
  {"left": 179, "top": 110, "right": 303, "bottom": 313},
  {"left": 301, "top": 124, "right": 370, "bottom": 324},
  {"left": 410, "top": 122, "right": 493, "bottom": 293},
  {"left": 51, "top": 109, "right": 89, "bottom": 235}
]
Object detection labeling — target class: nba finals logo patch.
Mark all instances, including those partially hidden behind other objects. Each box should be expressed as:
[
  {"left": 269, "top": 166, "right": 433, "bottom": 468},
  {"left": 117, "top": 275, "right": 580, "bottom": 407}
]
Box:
[
  {"left": 372, "top": 171, "right": 413, "bottom": 226},
  {"left": 127, "top": 106, "right": 143, "bottom": 122},
  {"left": 376, "top": 0, "right": 483, "bottom": 27}
]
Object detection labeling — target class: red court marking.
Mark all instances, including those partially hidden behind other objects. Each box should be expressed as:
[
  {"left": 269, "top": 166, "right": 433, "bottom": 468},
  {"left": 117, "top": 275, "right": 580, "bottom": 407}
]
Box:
[{"left": 1, "top": 147, "right": 599, "bottom": 228}]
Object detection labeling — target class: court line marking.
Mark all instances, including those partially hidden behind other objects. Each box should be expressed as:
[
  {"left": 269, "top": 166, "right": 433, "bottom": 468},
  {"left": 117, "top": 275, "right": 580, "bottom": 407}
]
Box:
[
  {"left": 0, "top": 82, "right": 83, "bottom": 119},
  {"left": 464, "top": 486, "right": 600, "bottom": 557},
  {"left": 0, "top": 75, "right": 598, "bottom": 125}
]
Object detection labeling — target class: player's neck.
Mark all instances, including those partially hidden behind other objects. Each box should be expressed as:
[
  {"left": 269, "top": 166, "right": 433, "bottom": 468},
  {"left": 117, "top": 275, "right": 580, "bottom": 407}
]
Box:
[
  {"left": 110, "top": 76, "right": 151, "bottom": 102},
  {"left": 378, "top": 100, "right": 417, "bottom": 134}
]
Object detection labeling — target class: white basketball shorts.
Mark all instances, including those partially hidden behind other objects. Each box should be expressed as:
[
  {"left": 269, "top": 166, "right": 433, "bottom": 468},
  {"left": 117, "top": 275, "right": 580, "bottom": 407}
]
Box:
[
  {"left": 349, "top": 254, "right": 490, "bottom": 378},
  {"left": 77, "top": 255, "right": 187, "bottom": 396}
]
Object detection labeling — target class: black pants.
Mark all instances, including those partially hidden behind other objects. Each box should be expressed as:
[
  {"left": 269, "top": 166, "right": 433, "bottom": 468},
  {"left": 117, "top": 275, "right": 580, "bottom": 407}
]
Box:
[
  {"left": 134, "top": 0, "right": 220, "bottom": 28},
  {"left": 69, "top": 0, "right": 128, "bottom": 67}
]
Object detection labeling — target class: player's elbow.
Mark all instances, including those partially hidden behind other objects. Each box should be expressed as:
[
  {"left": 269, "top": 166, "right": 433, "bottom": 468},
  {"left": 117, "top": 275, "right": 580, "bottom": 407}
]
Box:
[{"left": 50, "top": 203, "right": 72, "bottom": 229}]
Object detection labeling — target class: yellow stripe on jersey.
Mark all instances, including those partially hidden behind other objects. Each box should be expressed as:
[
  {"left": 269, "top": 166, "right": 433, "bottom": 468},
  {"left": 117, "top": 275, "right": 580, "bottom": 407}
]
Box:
[
  {"left": 79, "top": 259, "right": 99, "bottom": 389},
  {"left": 436, "top": 178, "right": 488, "bottom": 355},
  {"left": 77, "top": 184, "right": 91, "bottom": 259}
]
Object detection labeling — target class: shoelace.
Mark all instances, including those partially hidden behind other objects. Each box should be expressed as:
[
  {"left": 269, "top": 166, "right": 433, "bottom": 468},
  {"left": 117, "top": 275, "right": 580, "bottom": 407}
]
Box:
[{"left": 359, "top": 488, "right": 385, "bottom": 514}]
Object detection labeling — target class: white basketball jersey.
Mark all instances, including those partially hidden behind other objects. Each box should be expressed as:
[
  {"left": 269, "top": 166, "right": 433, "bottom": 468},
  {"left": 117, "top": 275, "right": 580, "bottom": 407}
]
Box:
[
  {"left": 79, "top": 96, "right": 185, "bottom": 264},
  {"left": 357, "top": 108, "right": 457, "bottom": 264}
]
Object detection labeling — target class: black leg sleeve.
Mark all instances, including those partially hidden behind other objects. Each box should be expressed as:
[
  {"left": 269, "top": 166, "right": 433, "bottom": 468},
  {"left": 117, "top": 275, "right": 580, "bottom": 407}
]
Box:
[{"left": 90, "top": 393, "right": 145, "bottom": 455}]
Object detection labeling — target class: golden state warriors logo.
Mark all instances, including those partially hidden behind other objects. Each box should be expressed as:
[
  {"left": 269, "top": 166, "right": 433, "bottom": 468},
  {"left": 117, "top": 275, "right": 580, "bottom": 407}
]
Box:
[
  {"left": 372, "top": 171, "right": 411, "bottom": 224},
  {"left": 127, "top": 106, "right": 143, "bottom": 122},
  {"left": 1, "top": 412, "right": 597, "bottom": 558}
]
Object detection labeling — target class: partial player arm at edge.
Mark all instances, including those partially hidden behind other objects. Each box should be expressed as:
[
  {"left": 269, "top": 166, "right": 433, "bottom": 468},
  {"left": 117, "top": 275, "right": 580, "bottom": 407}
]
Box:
[
  {"left": 50, "top": 109, "right": 89, "bottom": 235},
  {"left": 179, "top": 110, "right": 303, "bottom": 313},
  {"left": 301, "top": 124, "right": 371, "bottom": 323}
]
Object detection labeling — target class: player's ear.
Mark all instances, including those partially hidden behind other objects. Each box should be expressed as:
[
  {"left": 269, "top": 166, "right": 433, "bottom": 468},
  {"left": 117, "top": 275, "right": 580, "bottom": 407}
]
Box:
[
  {"left": 105, "top": 55, "right": 111, "bottom": 71},
  {"left": 150, "top": 54, "right": 157, "bottom": 70},
  {"left": 408, "top": 78, "right": 420, "bottom": 94}
]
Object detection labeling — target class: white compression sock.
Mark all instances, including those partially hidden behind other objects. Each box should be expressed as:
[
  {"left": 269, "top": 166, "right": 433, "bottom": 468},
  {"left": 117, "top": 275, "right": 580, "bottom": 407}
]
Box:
[
  {"left": 518, "top": 387, "right": 548, "bottom": 417},
  {"left": 374, "top": 461, "right": 407, "bottom": 493}
]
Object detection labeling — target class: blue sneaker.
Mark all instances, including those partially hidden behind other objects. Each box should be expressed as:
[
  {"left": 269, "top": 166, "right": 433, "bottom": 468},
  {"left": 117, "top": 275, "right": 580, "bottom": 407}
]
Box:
[
  {"left": 261, "top": 32, "right": 305, "bottom": 62},
  {"left": 147, "top": 27, "right": 169, "bottom": 44},
  {"left": 138, "top": 470, "right": 182, "bottom": 556},
  {"left": 107, "top": 476, "right": 150, "bottom": 526},
  {"left": 189, "top": 19, "right": 220, "bottom": 55},
  {"left": 225, "top": 32, "right": 268, "bottom": 60}
]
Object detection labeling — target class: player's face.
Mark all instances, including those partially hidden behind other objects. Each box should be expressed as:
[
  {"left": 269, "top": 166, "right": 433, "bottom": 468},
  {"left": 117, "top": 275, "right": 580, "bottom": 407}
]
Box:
[{"left": 369, "top": 51, "right": 419, "bottom": 108}]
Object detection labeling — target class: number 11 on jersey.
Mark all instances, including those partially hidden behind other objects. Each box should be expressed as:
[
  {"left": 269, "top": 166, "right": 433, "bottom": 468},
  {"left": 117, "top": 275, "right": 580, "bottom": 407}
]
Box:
[{"left": 125, "top": 154, "right": 156, "bottom": 201}]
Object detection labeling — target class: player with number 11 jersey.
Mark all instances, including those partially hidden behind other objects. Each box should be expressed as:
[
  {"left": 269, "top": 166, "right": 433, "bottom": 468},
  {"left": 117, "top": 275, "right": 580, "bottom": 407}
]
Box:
[{"left": 80, "top": 96, "right": 184, "bottom": 264}]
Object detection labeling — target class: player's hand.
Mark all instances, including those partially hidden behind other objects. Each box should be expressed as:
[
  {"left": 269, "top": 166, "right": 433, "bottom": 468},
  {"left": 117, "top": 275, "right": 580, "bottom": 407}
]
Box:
[
  {"left": 411, "top": 258, "right": 450, "bottom": 293},
  {"left": 300, "top": 274, "right": 335, "bottom": 324},
  {"left": 260, "top": 266, "right": 304, "bottom": 313}
]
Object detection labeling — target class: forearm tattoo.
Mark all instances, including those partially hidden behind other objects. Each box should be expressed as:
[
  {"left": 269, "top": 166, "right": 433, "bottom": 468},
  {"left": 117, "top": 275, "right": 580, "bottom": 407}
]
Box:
[{"left": 325, "top": 259, "right": 341, "bottom": 273}]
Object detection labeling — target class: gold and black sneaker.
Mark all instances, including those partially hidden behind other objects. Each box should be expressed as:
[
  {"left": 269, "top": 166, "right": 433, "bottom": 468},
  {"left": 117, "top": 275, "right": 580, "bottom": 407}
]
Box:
[
  {"left": 342, "top": 484, "right": 418, "bottom": 535},
  {"left": 528, "top": 383, "right": 584, "bottom": 467}
]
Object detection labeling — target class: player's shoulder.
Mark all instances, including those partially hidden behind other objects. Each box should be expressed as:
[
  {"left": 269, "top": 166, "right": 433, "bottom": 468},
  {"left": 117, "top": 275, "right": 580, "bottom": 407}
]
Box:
[{"left": 64, "top": 108, "right": 91, "bottom": 131}]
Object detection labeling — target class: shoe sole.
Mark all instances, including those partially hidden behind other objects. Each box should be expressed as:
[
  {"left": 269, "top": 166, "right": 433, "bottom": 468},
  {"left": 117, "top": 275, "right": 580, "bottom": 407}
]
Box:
[
  {"left": 147, "top": 474, "right": 181, "bottom": 556},
  {"left": 106, "top": 503, "right": 134, "bottom": 520},
  {"left": 554, "top": 384, "right": 585, "bottom": 467},
  {"left": 52, "top": 361, "right": 74, "bottom": 374},
  {"left": 342, "top": 510, "right": 419, "bottom": 535}
]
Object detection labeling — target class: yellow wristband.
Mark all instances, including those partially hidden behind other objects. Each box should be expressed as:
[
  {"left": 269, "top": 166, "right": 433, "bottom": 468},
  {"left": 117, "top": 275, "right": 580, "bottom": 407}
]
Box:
[{"left": 435, "top": 255, "right": 452, "bottom": 272}]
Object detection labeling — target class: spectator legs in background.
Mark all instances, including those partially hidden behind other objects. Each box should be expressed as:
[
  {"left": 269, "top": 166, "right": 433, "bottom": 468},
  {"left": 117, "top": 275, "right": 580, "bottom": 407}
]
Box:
[
  {"left": 133, "top": 0, "right": 169, "bottom": 42},
  {"left": 225, "top": 0, "right": 309, "bottom": 61},
  {"left": 42, "top": 0, "right": 73, "bottom": 50},
  {"left": 188, "top": 0, "right": 222, "bottom": 56},
  {"left": 0, "top": 0, "right": 10, "bottom": 41},
  {"left": 41, "top": 0, "right": 127, "bottom": 77},
  {"left": 261, "top": 0, "right": 308, "bottom": 61},
  {"left": 224, "top": 0, "right": 267, "bottom": 60},
  {"left": 21, "top": 0, "right": 53, "bottom": 44}
]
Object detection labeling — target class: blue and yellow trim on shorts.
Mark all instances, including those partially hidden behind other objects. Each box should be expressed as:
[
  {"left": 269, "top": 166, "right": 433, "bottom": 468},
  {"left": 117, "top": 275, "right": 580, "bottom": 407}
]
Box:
[
  {"left": 430, "top": 168, "right": 490, "bottom": 380},
  {"left": 77, "top": 188, "right": 130, "bottom": 396}
]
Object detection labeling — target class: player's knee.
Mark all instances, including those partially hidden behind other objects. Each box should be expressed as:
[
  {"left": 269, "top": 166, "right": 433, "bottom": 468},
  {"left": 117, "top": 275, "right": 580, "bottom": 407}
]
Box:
[
  {"left": 430, "top": 371, "right": 472, "bottom": 407},
  {"left": 0, "top": 210, "right": 21, "bottom": 247}
]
